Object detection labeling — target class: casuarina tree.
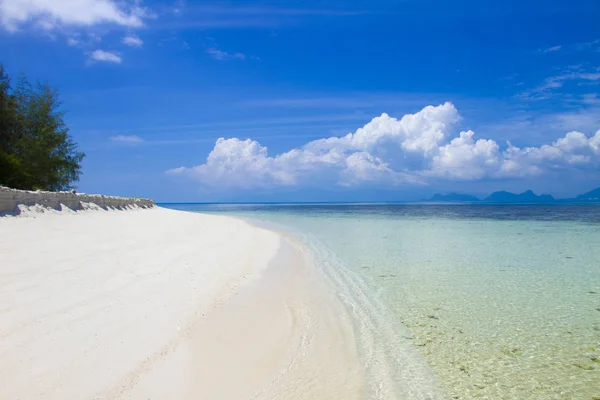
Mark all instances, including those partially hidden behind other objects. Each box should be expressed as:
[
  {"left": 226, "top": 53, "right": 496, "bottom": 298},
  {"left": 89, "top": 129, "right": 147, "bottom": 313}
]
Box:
[{"left": 0, "top": 65, "right": 85, "bottom": 191}]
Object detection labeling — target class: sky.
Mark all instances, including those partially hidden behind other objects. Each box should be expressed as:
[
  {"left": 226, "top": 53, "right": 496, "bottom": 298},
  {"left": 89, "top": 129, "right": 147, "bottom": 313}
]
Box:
[{"left": 1, "top": 0, "right": 600, "bottom": 202}]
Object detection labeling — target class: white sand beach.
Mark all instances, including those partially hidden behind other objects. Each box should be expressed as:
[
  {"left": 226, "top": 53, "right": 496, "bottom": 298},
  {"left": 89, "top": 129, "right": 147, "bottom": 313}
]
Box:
[{"left": 0, "top": 207, "right": 363, "bottom": 399}]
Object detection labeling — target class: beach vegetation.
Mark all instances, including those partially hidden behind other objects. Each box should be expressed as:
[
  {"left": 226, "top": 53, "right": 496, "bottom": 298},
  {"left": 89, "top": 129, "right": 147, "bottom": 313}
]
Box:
[{"left": 0, "top": 65, "right": 84, "bottom": 191}]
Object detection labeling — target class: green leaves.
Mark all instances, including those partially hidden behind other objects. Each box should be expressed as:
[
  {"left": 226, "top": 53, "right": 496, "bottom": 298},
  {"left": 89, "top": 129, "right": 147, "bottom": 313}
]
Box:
[{"left": 0, "top": 65, "right": 85, "bottom": 191}]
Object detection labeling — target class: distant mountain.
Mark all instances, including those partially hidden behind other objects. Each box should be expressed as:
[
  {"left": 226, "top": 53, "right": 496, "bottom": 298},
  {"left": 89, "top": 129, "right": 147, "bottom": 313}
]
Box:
[
  {"left": 424, "top": 193, "right": 480, "bottom": 202},
  {"left": 420, "top": 187, "right": 600, "bottom": 204},
  {"left": 575, "top": 187, "right": 600, "bottom": 202},
  {"left": 484, "top": 190, "right": 555, "bottom": 203}
]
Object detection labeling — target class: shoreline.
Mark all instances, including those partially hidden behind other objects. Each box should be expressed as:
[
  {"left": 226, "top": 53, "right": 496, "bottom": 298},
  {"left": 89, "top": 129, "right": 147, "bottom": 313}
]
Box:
[
  {"left": 0, "top": 206, "right": 370, "bottom": 399},
  {"left": 172, "top": 236, "right": 366, "bottom": 399},
  {"left": 214, "top": 213, "right": 445, "bottom": 399},
  {"left": 275, "top": 223, "right": 446, "bottom": 400}
]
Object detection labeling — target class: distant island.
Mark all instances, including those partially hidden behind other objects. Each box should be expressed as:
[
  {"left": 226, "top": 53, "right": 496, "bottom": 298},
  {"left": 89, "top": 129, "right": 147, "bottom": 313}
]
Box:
[
  {"left": 426, "top": 193, "right": 481, "bottom": 202},
  {"left": 484, "top": 190, "right": 554, "bottom": 203},
  {"left": 424, "top": 187, "right": 600, "bottom": 203},
  {"left": 575, "top": 187, "right": 600, "bottom": 202}
]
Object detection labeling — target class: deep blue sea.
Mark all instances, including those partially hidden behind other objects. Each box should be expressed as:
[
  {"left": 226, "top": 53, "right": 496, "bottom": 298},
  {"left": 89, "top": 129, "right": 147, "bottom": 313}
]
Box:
[{"left": 163, "top": 203, "right": 600, "bottom": 399}]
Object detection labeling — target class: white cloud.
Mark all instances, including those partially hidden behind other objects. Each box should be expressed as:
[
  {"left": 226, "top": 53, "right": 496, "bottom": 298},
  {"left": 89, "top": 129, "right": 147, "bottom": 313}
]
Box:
[
  {"left": 166, "top": 138, "right": 288, "bottom": 188},
  {"left": 500, "top": 130, "right": 600, "bottom": 177},
  {"left": 578, "top": 72, "right": 600, "bottom": 81},
  {"left": 110, "top": 135, "right": 144, "bottom": 144},
  {"left": 581, "top": 93, "right": 600, "bottom": 106},
  {"left": 338, "top": 102, "right": 459, "bottom": 154},
  {"left": 122, "top": 34, "right": 143, "bottom": 47},
  {"left": 429, "top": 131, "right": 501, "bottom": 180},
  {"left": 205, "top": 48, "right": 246, "bottom": 61},
  {"left": 542, "top": 45, "right": 562, "bottom": 53},
  {"left": 0, "top": 0, "right": 147, "bottom": 32},
  {"left": 90, "top": 49, "right": 121, "bottom": 63},
  {"left": 521, "top": 67, "right": 600, "bottom": 101},
  {"left": 166, "top": 103, "right": 600, "bottom": 190},
  {"left": 339, "top": 152, "right": 424, "bottom": 186},
  {"left": 538, "top": 39, "right": 599, "bottom": 54}
]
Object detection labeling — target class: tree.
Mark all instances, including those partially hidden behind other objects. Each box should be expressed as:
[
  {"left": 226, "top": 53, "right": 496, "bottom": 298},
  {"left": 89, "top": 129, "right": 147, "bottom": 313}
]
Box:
[
  {"left": 0, "top": 66, "right": 24, "bottom": 188},
  {"left": 0, "top": 66, "right": 16, "bottom": 151},
  {"left": 0, "top": 65, "right": 85, "bottom": 191}
]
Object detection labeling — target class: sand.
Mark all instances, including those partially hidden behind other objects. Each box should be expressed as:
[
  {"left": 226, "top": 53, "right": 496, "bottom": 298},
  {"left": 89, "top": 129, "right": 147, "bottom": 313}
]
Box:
[{"left": 0, "top": 207, "right": 363, "bottom": 399}]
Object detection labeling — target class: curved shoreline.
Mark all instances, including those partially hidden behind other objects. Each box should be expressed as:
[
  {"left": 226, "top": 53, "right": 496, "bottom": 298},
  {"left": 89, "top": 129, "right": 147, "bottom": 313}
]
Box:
[
  {"left": 233, "top": 214, "right": 446, "bottom": 399},
  {"left": 0, "top": 206, "right": 373, "bottom": 399},
  {"left": 1, "top": 205, "right": 446, "bottom": 399},
  {"left": 281, "top": 228, "right": 446, "bottom": 399},
  {"left": 174, "top": 236, "right": 366, "bottom": 399}
]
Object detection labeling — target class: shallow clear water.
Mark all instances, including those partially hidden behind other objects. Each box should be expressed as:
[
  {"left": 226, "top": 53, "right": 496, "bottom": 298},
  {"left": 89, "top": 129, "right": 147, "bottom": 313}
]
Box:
[{"left": 164, "top": 203, "right": 600, "bottom": 399}]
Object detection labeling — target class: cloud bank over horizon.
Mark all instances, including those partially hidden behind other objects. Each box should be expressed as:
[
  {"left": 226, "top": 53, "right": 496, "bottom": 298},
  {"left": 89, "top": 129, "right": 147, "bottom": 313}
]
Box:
[{"left": 166, "top": 103, "right": 600, "bottom": 191}]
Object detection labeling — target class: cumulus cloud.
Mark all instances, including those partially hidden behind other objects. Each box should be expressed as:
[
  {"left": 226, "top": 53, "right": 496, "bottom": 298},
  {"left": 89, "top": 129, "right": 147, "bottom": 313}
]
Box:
[
  {"left": 429, "top": 131, "right": 501, "bottom": 180},
  {"left": 501, "top": 130, "right": 600, "bottom": 177},
  {"left": 166, "top": 138, "right": 296, "bottom": 188},
  {"left": 122, "top": 34, "right": 143, "bottom": 47},
  {"left": 166, "top": 103, "right": 600, "bottom": 190},
  {"left": 110, "top": 135, "right": 144, "bottom": 144},
  {"left": 0, "top": 0, "right": 147, "bottom": 32}
]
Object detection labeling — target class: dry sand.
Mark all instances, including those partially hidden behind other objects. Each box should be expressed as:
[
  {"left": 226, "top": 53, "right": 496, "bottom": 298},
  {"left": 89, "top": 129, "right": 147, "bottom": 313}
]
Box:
[{"left": 0, "top": 207, "right": 363, "bottom": 399}]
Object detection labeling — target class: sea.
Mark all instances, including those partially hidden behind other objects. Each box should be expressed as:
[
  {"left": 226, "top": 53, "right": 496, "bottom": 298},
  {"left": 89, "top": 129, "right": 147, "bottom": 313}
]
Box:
[{"left": 163, "top": 203, "right": 600, "bottom": 399}]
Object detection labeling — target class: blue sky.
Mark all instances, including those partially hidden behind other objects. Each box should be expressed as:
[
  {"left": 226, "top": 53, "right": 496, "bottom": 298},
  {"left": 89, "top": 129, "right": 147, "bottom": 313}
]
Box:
[{"left": 1, "top": 0, "right": 600, "bottom": 202}]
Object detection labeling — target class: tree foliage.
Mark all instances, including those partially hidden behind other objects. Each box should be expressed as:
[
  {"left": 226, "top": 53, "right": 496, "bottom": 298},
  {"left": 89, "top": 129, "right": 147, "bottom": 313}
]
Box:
[{"left": 0, "top": 65, "right": 84, "bottom": 191}]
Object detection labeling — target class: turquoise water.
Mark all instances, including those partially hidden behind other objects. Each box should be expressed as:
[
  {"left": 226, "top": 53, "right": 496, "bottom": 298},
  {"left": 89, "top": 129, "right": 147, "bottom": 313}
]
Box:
[{"left": 165, "top": 204, "right": 600, "bottom": 399}]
